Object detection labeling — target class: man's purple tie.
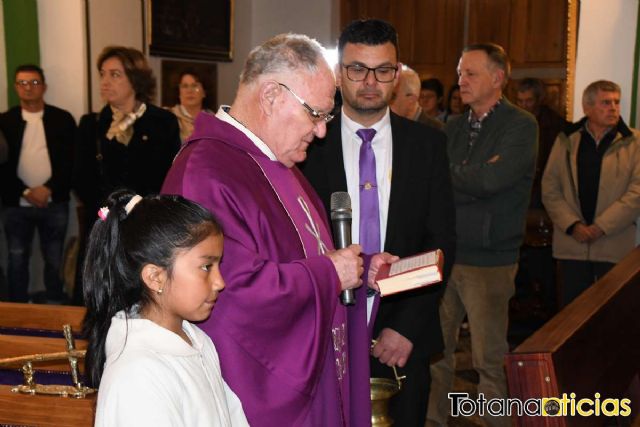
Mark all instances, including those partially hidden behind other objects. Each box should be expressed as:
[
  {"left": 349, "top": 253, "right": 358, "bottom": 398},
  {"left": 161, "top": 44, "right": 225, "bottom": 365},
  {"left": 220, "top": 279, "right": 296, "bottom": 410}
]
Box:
[{"left": 357, "top": 128, "right": 380, "bottom": 255}]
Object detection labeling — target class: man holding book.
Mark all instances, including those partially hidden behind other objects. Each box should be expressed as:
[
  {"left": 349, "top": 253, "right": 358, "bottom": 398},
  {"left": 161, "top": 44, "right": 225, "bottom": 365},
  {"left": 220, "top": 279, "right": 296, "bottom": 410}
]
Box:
[{"left": 301, "top": 19, "right": 456, "bottom": 427}]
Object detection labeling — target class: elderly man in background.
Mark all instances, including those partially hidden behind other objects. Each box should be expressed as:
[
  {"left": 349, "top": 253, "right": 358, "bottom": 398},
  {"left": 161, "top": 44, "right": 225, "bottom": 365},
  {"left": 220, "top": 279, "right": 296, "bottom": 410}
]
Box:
[
  {"left": 542, "top": 80, "right": 640, "bottom": 307},
  {"left": 390, "top": 65, "right": 444, "bottom": 130},
  {"left": 163, "top": 33, "right": 393, "bottom": 427},
  {"left": 427, "top": 43, "right": 537, "bottom": 427},
  {"left": 516, "top": 77, "right": 568, "bottom": 209}
]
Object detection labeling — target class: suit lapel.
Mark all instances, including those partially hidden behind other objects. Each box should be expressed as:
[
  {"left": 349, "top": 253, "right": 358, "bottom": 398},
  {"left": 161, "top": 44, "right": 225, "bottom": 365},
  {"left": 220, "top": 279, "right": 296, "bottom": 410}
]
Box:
[{"left": 385, "top": 113, "right": 409, "bottom": 250}]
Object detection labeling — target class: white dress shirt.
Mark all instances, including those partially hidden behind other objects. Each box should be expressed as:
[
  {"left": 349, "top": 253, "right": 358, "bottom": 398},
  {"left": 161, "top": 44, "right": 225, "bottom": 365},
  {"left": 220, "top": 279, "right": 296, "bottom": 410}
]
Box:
[
  {"left": 216, "top": 105, "right": 277, "bottom": 161},
  {"left": 341, "top": 107, "right": 393, "bottom": 321}
]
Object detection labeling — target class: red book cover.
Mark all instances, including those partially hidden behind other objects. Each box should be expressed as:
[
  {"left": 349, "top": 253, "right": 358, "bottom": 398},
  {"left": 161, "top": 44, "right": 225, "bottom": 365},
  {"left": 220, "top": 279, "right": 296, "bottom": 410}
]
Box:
[{"left": 375, "top": 249, "right": 444, "bottom": 297}]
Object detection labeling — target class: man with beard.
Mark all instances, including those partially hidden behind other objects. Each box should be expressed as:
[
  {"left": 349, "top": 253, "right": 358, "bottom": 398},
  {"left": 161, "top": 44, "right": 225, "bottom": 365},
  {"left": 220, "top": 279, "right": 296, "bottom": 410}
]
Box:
[{"left": 301, "top": 19, "right": 456, "bottom": 427}]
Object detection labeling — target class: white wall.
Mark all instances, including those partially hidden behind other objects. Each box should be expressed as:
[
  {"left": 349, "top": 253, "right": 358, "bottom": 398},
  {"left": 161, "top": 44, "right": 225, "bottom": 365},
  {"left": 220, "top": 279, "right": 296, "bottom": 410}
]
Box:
[
  {"left": 88, "top": 0, "right": 144, "bottom": 112},
  {"left": 38, "top": 0, "right": 86, "bottom": 121},
  {"left": 573, "top": 0, "right": 638, "bottom": 121},
  {"left": 216, "top": 0, "right": 253, "bottom": 105},
  {"left": 216, "top": 0, "right": 336, "bottom": 106},
  {"left": 34, "top": 0, "right": 143, "bottom": 119}
]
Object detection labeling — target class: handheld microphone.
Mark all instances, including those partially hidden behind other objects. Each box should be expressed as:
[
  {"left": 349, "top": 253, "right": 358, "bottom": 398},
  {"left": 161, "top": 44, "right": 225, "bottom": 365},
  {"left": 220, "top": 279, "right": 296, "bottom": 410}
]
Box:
[{"left": 330, "top": 192, "right": 355, "bottom": 306}]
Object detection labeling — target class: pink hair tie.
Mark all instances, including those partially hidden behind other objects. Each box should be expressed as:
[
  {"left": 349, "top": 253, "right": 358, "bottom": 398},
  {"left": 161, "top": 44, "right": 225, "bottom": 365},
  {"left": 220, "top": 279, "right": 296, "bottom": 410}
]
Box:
[{"left": 98, "top": 207, "right": 109, "bottom": 221}]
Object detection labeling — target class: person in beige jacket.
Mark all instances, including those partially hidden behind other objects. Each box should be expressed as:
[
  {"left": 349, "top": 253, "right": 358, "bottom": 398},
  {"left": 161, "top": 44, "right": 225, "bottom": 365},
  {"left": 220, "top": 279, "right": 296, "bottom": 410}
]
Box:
[{"left": 542, "top": 80, "right": 640, "bottom": 306}]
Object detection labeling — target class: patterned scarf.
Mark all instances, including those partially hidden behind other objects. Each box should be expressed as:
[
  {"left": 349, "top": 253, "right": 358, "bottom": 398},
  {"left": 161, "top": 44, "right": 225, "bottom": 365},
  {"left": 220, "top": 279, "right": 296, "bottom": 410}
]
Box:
[
  {"left": 106, "top": 103, "right": 147, "bottom": 146},
  {"left": 170, "top": 104, "right": 195, "bottom": 142}
]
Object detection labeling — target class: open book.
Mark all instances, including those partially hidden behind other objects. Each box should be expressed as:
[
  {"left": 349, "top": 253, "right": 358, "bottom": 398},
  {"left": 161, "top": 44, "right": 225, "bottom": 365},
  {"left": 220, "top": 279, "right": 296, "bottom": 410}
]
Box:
[{"left": 375, "top": 249, "right": 444, "bottom": 297}]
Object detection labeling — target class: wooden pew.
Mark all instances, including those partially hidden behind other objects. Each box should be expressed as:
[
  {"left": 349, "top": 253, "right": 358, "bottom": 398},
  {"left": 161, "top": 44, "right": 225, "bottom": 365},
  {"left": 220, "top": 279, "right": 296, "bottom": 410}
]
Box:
[
  {"left": 0, "top": 302, "right": 87, "bottom": 371},
  {"left": 505, "top": 247, "right": 640, "bottom": 427},
  {"left": 0, "top": 302, "right": 85, "bottom": 330},
  {"left": 0, "top": 302, "right": 95, "bottom": 427},
  {"left": 0, "top": 385, "right": 95, "bottom": 427}
]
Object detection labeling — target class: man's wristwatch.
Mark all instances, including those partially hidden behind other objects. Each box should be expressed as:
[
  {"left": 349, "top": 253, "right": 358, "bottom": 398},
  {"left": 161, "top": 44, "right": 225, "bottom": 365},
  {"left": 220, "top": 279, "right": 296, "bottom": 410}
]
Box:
[{"left": 22, "top": 188, "right": 31, "bottom": 197}]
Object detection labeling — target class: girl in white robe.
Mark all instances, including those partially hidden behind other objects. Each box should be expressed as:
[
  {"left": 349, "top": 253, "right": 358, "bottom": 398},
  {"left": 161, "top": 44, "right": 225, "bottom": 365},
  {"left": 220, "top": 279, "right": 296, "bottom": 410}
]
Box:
[{"left": 82, "top": 190, "right": 248, "bottom": 427}]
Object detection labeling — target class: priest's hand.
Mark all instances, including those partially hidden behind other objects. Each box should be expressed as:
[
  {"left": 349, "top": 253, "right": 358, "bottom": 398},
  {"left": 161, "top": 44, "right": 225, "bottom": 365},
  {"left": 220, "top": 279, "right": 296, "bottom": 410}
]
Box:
[
  {"left": 367, "top": 252, "right": 400, "bottom": 292},
  {"left": 326, "top": 244, "right": 363, "bottom": 291},
  {"left": 371, "top": 328, "right": 413, "bottom": 368}
]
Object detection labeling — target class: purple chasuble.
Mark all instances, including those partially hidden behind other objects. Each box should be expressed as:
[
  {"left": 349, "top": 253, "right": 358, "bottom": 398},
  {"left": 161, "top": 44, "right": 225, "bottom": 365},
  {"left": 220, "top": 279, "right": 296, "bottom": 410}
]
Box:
[
  {"left": 252, "top": 155, "right": 350, "bottom": 426},
  {"left": 162, "top": 112, "right": 371, "bottom": 427}
]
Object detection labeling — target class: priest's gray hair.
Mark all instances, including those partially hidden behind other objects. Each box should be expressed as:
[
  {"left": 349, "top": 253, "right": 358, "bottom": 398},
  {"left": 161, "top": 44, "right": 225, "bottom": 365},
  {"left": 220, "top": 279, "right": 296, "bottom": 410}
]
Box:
[{"left": 240, "top": 33, "right": 325, "bottom": 84}]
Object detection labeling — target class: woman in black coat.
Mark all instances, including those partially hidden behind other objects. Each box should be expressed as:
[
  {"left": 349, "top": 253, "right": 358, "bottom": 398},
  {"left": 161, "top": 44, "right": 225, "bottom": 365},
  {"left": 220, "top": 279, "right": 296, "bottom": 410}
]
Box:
[{"left": 73, "top": 46, "right": 180, "bottom": 303}]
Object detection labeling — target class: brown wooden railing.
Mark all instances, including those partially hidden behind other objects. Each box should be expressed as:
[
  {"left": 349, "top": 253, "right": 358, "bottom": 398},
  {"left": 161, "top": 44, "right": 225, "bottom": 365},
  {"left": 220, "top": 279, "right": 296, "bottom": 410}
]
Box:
[{"left": 505, "top": 247, "right": 640, "bottom": 427}]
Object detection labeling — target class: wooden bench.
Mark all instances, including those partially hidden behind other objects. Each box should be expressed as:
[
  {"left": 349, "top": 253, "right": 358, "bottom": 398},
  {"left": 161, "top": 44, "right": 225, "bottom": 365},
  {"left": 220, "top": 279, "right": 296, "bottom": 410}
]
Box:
[
  {"left": 505, "top": 247, "right": 640, "bottom": 426},
  {"left": 0, "top": 302, "right": 95, "bottom": 427},
  {"left": 0, "top": 302, "right": 87, "bottom": 371}
]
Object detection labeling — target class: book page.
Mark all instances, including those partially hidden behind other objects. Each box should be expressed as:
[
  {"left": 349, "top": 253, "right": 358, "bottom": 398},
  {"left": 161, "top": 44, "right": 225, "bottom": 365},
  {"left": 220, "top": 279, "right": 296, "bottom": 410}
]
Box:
[{"left": 389, "top": 251, "right": 436, "bottom": 276}]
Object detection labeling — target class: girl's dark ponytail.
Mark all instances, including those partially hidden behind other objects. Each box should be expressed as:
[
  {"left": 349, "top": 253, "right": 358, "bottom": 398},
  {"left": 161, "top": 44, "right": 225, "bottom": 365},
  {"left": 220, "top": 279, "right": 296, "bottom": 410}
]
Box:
[
  {"left": 82, "top": 189, "right": 220, "bottom": 387},
  {"left": 83, "top": 190, "right": 144, "bottom": 387}
]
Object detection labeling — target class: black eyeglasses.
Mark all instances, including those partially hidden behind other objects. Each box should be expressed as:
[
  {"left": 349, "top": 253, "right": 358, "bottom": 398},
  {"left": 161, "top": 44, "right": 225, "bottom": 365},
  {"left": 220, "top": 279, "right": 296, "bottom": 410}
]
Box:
[
  {"left": 341, "top": 64, "right": 398, "bottom": 83},
  {"left": 15, "top": 79, "right": 43, "bottom": 87},
  {"left": 277, "top": 82, "right": 334, "bottom": 124}
]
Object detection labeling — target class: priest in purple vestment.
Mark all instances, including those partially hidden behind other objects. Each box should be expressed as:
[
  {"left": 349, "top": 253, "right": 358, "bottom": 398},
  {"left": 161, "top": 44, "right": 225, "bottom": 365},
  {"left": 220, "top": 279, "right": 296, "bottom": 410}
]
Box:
[{"left": 162, "top": 33, "right": 396, "bottom": 427}]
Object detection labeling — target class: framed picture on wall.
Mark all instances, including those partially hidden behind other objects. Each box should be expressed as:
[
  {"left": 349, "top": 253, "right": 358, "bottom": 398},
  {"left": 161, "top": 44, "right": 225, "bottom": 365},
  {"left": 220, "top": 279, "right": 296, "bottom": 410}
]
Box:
[{"left": 148, "top": 0, "right": 233, "bottom": 61}]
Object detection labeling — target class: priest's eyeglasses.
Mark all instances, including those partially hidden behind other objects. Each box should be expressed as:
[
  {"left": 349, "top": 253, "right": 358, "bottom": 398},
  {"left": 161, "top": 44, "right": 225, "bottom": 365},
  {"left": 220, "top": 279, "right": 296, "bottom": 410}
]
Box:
[
  {"left": 15, "top": 79, "right": 43, "bottom": 87},
  {"left": 277, "top": 82, "right": 334, "bottom": 124},
  {"left": 342, "top": 64, "right": 398, "bottom": 83}
]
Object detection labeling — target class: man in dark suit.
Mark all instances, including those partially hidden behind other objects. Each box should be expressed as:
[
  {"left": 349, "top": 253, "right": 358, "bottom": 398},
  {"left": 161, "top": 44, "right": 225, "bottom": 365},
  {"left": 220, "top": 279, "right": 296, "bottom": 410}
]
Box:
[{"left": 301, "top": 19, "right": 456, "bottom": 427}]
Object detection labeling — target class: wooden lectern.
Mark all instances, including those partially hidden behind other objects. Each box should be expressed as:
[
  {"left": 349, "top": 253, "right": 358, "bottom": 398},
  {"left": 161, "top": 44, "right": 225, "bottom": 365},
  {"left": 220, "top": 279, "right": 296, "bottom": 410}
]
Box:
[
  {"left": 0, "top": 302, "right": 95, "bottom": 427},
  {"left": 506, "top": 248, "right": 640, "bottom": 426}
]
